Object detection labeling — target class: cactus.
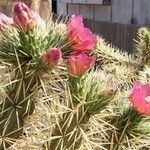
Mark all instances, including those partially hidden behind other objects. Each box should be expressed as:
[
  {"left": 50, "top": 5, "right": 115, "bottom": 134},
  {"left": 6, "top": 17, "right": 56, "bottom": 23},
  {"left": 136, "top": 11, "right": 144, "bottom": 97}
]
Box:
[
  {"left": 46, "top": 105, "right": 90, "bottom": 150},
  {"left": 0, "top": 65, "right": 40, "bottom": 149},
  {"left": 0, "top": 2, "right": 68, "bottom": 149},
  {"left": 107, "top": 107, "right": 142, "bottom": 150},
  {"left": 44, "top": 72, "right": 117, "bottom": 150},
  {"left": 43, "top": 25, "right": 150, "bottom": 150},
  {"left": 1, "top": 2, "right": 150, "bottom": 150}
]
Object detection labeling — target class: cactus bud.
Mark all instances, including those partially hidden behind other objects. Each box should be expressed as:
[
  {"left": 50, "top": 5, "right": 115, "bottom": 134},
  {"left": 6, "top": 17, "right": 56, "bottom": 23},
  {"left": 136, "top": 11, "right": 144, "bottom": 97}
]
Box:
[
  {"left": 103, "top": 86, "right": 117, "bottom": 100},
  {"left": 13, "top": 2, "right": 34, "bottom": 30},
  {"left": 68, "top": 53, "right": 96, "bottom": 77},
  {"left": 42, "top": 48, "right": 62, "bottom": 68}
]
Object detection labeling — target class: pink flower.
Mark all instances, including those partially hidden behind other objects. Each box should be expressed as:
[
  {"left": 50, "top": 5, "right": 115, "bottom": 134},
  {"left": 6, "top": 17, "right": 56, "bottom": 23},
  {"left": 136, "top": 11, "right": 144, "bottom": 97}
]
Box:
[
  {"left": 68, "top": 53, "right": 96, "bottom": 76},
  {"left": 130, "top": 81, "right": 150, "bottom": 116},
  {"left": 42, "top": 48, "right": 62, "bottom": 68},
  {"left": 68, "top": 15, "right": 97, "bottom": 52},
  {"left": 0, "top": 12, "right": 13, "bottom": 29},
  {"left": 13, "top": 2, "right": 34, "bottom": 30},
  {"left": 69, "top": 15, "right": 84, "bottom": 30}
]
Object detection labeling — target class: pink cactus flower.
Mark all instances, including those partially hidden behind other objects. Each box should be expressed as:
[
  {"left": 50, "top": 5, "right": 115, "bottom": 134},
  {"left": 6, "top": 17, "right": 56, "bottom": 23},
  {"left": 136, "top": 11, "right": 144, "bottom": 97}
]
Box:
[
  {"left": 0, "top": 12, "right": 13, "bottom": 29},
  {"left": 130, "top": 81, "right": 150, "bottom": 116},
  {"left": 68, "top": 53, "right": 96, "bottom": 77},
  {"left": 13, "top": 2, "right": 34, "bottom": 30},
  {"left": 42, "top": 48, "right": 62, "bottom": 68},
  {"left": 68, "top": 15, "right": 97, "bottom": 52},
  {"left": 69, "top": 15, "right": 84, "bottom": 30}
]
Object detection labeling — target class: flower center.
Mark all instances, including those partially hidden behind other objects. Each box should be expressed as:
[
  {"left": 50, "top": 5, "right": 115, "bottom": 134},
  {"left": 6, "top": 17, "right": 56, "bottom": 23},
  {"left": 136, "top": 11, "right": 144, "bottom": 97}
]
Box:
[{"left": 145, "top": 96, "right": 150, "bottom": 103}]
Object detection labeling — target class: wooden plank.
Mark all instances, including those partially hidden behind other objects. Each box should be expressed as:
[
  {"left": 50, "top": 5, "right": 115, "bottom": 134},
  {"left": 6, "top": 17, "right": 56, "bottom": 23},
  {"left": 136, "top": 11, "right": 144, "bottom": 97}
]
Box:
[
  {"left": 80, "top": 5, "right": 94, "bottom": 20},
  {"left": 83, "top": 19, "right": 139, "bottom": 52},
  {"left": 73, "top": 0, "right": 86, "bottom": 3},
  {"left": 87, "top": 0, "right": 103, "bottom": 4},
  {"left": 94, "top": 5, "right": 111, "bottom": 22},
  {"left": 67, "top": 4, "right": 80, "bottom": 16}
]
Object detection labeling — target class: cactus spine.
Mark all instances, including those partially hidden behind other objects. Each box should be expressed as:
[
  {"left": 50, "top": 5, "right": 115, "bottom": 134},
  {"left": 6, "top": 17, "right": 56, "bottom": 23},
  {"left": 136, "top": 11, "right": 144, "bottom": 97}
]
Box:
[
  {"left": 46, "top": 105, "right": 90, "bottom": 150},
  {"left": 0, "top": 65, "right": 40, "bottom": 149},
  {"left": 44, "top": 73, "right": 116, "bottom": 150}
]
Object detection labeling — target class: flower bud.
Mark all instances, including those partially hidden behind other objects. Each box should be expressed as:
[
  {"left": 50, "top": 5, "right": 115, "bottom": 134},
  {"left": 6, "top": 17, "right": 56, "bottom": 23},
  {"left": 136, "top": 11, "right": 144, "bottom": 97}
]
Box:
[
  {"left": 13, "top": 2, "right": 34, "bottom": 30},
  {"left": 42, "top": 48, "right": 62, "bottom": 68},
  {"left": 102, "top": 86, "right": 117, "bottom": 100},
  {"left": 68, "top": 53, "right": 96, "bottom": 77}
]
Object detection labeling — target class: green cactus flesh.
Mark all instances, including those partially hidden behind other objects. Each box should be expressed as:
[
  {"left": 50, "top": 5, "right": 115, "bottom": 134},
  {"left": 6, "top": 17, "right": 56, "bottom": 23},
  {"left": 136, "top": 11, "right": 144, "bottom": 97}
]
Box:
[
  {"left": 0, "top": 66, "right": 40, "bottom": 149},
  {"left": 45, "top": 105, "right": 90, "bottom": 150}
]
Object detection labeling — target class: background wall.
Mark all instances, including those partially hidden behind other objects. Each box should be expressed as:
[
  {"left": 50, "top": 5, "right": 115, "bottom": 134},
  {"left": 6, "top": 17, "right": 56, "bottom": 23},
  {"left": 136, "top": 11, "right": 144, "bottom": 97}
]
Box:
[
  {"left": 56, "top": 0, "right": 146, "bottom": 53},
  {"left": 57, "top": 0, "right": 150, "bottom": 25}
]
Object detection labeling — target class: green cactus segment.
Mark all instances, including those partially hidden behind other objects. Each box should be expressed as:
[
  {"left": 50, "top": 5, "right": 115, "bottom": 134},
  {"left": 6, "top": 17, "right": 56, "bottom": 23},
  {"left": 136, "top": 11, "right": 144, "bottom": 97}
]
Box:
[
  {"left": 69, "top": 73, "right": 116, "bottom": 115},
  {"left": 0, "top": 110, "right": 23, "bottom": 150},
  {"left": 136, "top": 28, "right": 150, "bottom": 66},
  {"left": 0, "top": 66, "right": 41, "bottom": 149},
  {"left": 108, "top": 107, "right": 143, "bottom": 150},
  {"left": 45, "top": 105, "right": 90, "bottom": 150},
  {"left": 44, "top": 72, "right": 116, "bottom": 150}
]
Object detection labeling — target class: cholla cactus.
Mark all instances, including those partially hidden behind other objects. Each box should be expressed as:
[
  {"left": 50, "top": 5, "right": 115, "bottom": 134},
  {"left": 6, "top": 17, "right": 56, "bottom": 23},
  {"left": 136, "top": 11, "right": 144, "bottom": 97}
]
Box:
[
  {"left": 0, "top": 2, "right": 66, "bottom": 149},
  {"left": 44, "top": 70, "right": 116, "bottom": 150},
  {"left": 1, "top": 2, "right": 150, "bottom": 150}
]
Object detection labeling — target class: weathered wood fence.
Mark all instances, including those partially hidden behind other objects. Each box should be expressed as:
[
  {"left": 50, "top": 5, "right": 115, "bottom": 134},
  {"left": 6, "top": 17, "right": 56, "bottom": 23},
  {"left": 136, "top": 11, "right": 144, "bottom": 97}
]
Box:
[{"left": 84, "top": 19, "right": 139, "bottom": 53}]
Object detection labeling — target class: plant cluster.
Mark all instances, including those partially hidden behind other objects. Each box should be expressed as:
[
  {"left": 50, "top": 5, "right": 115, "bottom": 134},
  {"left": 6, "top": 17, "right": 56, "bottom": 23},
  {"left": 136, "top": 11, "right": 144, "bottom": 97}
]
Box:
[{"left": 0, "top": 2, "right": 150, "bottom": 150}]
